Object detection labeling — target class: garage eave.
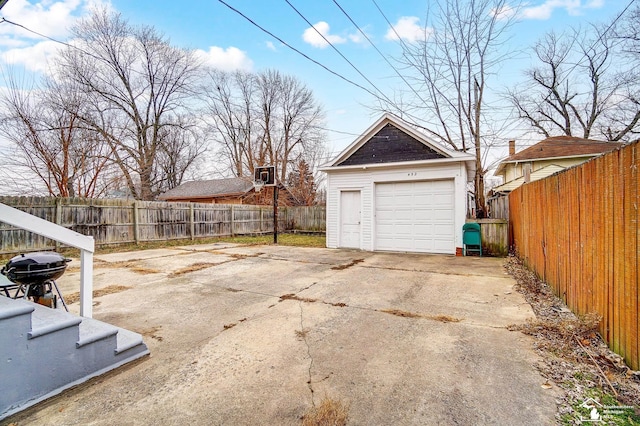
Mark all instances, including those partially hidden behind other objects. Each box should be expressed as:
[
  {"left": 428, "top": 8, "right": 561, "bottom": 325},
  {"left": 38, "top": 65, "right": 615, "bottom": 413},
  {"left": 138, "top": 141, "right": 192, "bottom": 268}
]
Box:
[{"left": 320, "top": 156, "right": 475, "bottom": 173}]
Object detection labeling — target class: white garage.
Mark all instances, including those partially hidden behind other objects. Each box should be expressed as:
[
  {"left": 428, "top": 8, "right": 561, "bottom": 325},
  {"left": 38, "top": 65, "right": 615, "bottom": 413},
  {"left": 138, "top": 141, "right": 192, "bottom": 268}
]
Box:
[{"left": 321, "top": 114, "right": 475, "bottom": 254}]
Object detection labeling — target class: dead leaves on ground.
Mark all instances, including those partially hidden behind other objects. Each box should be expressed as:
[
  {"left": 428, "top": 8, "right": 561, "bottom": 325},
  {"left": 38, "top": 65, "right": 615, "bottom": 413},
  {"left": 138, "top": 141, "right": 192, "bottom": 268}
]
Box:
[{"left": 64, "top": 285, "right": 132, "bottom": 304}]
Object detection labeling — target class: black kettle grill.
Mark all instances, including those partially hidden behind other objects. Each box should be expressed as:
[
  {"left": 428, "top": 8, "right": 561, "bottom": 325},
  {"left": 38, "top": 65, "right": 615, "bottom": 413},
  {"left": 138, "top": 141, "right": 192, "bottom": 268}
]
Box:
[{"left": 1, "top": 252, "right": 71, "bottom": 310}]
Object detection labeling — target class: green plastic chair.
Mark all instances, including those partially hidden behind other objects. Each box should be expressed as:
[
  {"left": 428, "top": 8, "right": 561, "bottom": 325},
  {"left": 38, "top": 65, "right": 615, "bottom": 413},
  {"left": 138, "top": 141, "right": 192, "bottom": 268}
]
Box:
[{"left": 463, "top": 223, "right": 482, "bottom": 256}]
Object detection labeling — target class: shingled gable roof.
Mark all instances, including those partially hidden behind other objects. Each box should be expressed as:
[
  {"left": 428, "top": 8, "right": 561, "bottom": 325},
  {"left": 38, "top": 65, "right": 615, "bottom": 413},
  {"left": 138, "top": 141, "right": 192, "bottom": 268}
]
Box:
[
  {"left": 495, "top": 136, "right": 623, "bottom": 175},
  {"left": 321, "top": 113, "right": 474, "bottom": 172},
  {"left": 158, "top": 177, "right": 254, "bottom": 201}
]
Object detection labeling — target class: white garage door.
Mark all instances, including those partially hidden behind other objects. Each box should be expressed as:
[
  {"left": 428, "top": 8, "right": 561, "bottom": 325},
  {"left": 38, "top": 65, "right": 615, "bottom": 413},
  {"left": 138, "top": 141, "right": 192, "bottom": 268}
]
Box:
[{"left": 375, "top": 180, "right": 455, "bottom": 253}]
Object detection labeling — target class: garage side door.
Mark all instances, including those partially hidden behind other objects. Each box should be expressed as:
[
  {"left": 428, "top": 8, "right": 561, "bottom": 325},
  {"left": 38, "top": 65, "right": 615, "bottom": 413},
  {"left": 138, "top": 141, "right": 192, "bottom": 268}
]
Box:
[{"left": 375, "top": 180, "right": 455, "bottom": 253}]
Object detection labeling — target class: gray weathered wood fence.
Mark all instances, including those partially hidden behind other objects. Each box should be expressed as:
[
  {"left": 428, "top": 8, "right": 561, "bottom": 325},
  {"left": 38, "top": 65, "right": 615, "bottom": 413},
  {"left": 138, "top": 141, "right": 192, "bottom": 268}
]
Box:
[
  {"left": 0, "top": 197, "right": 326, "bottom": 254},
  {"left": 487, "top": 194, "right": 509, "bottom": 220},
  {"left": 465, "top": 218, "right": 509, "bottom": 256}
]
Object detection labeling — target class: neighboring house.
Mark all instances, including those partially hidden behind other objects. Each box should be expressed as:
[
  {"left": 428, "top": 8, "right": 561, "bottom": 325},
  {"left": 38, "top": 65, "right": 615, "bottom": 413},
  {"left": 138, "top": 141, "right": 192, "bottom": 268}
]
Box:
[
  {"left": 158, "top": 177, "right": 254, "bottom": 204},
  {"left": 157, "top": 177, "right": 296, "bottom": 206},
  {"left": 320, "top": 113, "right": 475, "bottom": 255},
  {"left": 493, "top": 136, "right": 623, "bottom": 193}
]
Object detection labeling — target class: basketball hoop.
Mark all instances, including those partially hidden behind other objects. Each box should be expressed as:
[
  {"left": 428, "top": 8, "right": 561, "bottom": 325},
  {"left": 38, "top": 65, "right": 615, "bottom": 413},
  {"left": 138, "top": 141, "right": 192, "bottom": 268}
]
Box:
[{"left": 254, "top": 180, "right": 265, "bottom": 193}]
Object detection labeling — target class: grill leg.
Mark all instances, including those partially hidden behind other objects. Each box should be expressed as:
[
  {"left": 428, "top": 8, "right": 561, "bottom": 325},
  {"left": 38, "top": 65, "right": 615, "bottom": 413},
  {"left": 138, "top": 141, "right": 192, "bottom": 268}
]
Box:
[{"left": 50, "top": 280, "right": 68, "bottom": 312}]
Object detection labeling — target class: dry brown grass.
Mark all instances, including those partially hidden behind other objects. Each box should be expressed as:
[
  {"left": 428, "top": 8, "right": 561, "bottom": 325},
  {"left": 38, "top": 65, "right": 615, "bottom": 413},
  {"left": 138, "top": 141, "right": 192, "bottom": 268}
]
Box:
[
  {"left": 64, "top": 285, "right": 132, "bottom": 304},
  {"left": 428, "top": 314, "right": 462, "bottom": 323},
  {"left": 95, "top": 260, "right": 160, "bottom": 275},
  {"left": 280, "top": 294, "right": 318, "bottom": 303},
  {"left": 508, "top": 312, "right": 602, "bottom": 358},
  {"left": 380, "top": 308, "right": 421, "bottom": 318},
  {"left": 168, "top": 262, "right": 218, "bottom": 278},
  {"left": 295, "top": 329, "right": 309, "bottom": 339},
  {"left": 301, "top": 397, "right": 349, "bottom": 426},
  {"left": 380, "top": 309, "right": 461, "bottom": 323},
  {"left": 505, "top": 255, "right": 640, "bottom": 418},
  {"left": 330, "top": 259, "right": 364, "bottom": 270}
]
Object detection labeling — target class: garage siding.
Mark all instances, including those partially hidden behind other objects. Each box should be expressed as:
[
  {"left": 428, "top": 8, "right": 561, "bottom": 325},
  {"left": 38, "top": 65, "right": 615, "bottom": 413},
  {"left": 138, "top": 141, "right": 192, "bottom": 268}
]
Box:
[
  {"left": 325, "top": 163, "right": 468, "bottom": 254},
  {"left": 325, "top": 171, "right": 373, "bottom": 249},
  {"left": 375, "top": 180, "right": 455, "bottom": 253}
]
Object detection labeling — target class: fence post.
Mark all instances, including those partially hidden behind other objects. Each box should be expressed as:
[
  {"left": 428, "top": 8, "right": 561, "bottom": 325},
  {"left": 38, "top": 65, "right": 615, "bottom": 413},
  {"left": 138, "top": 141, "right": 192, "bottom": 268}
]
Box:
[
  {"left": 189, "top": 204, "right": 195, "bottom": 241},
  {"left": 133, "top": 201, "right": 140, "bottom": 245},
  {"left": 260, "top": 208, "right": 264, "bottom": 232},
  {"left": 230, "top": 205, "right": 235, "bottom": 236},
  {"left": 55, "top": 198, "right": 62, "bottom": 250}
]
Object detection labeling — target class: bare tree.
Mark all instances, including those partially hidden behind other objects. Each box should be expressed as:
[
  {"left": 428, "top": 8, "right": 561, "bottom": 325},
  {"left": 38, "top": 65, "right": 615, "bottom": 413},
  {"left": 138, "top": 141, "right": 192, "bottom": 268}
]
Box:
[
  {"left": 509, "top": 24, "right": 640, "bottom": 142},
  {"left": 201, "top": 68, "right": 326, "bottom": 182},
  {"left": 0, "top": 74, "right": 115, "bottom": 197},
  {"left": 386, "top": 0, "right": 516, "bottom": 211},
  {"left": 156, "top": 116, "right": 207, "bottom": 191},
  {"left": 201, "top": 69, "right": 256, "bottom": 178},
  {"left": 287, "top": 158, "right": 316, "bottom": 206},
  {"left": 56, "top": 7, "right": 203, "bottom": 200},
  {"left": 616, "top": 4, "right": 640, "bottom": 55}
]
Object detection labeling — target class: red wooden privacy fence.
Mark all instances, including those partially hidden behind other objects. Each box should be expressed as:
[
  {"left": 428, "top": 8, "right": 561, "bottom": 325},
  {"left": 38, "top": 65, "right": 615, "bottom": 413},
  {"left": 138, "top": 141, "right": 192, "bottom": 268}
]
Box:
[{"left": 510, "top": 141, "right": 639, "bottom": 370}]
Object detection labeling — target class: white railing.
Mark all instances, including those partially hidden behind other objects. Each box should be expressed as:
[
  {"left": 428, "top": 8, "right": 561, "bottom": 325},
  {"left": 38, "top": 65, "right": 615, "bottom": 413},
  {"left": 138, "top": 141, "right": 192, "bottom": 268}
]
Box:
[{"left": 0, "top": 203, "right": 94, "bottom": 318}]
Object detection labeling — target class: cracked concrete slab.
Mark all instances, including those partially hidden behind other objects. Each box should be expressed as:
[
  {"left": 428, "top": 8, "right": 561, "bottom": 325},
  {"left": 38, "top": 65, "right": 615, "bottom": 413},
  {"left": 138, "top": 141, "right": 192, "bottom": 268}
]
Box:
[{"left": 5, "top": 244, "right": 560, "bottom": 425}]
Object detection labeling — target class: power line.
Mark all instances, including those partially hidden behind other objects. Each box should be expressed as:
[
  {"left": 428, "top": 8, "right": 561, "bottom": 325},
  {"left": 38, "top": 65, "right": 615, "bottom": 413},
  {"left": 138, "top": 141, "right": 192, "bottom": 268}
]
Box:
[
  {"left": 330, "top": 0, "right": 432, "bottom": 109},
  {"left": 217, "top": 0, "right": 383, "bottom": 101},
  {"left": 283, "top": 0, "right": 394, "bottom": 106},
  {"left": 535, "top": 0, "right": 635, "bottom": 88},
  {"left": 217, "top": 0, "right": 475, "bottom": 148},
  {"left": 0, "top": 18, "right": 103, "bottom": 63},
  {"left": 370, "top": 0, "right": 416, "bottom": 54}
]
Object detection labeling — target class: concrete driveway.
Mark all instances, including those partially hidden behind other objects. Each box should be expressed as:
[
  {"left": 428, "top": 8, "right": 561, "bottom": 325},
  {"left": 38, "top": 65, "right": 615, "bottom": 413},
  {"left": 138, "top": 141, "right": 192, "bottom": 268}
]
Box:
[{"left": 6, "top": 244, "right": 559, "bottom": 425}]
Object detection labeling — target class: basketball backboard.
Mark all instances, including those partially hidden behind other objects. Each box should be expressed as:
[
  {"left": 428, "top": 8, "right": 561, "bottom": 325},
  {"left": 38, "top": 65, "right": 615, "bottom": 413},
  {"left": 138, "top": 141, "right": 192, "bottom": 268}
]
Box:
[{"left": 254, "top": 166, "right": 276, "bottom": 186}]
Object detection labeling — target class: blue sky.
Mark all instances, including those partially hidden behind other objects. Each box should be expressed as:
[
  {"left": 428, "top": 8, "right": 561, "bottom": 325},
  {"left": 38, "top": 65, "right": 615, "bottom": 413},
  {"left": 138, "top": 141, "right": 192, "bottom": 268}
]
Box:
[{"left": 0, "top": 0, "right": 629, "bottom": 165}]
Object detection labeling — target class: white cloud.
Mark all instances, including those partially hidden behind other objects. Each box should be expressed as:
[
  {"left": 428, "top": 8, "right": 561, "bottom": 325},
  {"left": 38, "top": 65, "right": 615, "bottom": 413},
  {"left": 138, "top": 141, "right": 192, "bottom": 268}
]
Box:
[
  {"left": 0, "top": 1, "right": 110, "bottom": 73},
  {"left": 491, "top": 4, "right": 517, "bottom": 20},
  {"left": 348, "top": 28, "right": 369, "bottom": 45},
  {"left": 195, "top": 46, "right": 253, "bottom": 71},
  {"left": 265, "top": 41, "right": 276, "bottom": 51},
  {"left": 302, "top": 21, "right": 346, "bottom": 49},
  {"left": 1, "top": 40, "right": 62, "bottom": 73},
  {"left": 385, "top": 16, "right": 431, "bottom": 43},
  {"left": 520, "top": 0, "right": 604, "bottom": 20},
  {"left": 0, "top": 0, "right": 85, "bottom": 41}
]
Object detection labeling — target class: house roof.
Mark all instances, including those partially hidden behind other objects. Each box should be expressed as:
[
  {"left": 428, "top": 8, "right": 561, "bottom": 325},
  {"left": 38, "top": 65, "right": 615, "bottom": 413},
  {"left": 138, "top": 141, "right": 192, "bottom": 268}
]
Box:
[
  {"left": 495, "top": 136, "right": 623, "bottom": 175},
  {"left": 158, "top": 177, "right": 254, "bottom": 200},
  {"left": 492, "top": 164, "right": 566, "bottom": 193},
  {"left": 320, "top": 113, "right": 475, "bottom": 177}
]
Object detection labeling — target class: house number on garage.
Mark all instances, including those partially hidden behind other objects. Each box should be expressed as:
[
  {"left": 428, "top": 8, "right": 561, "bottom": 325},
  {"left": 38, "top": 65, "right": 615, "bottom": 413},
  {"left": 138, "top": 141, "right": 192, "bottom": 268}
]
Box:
[{"left": 407, "top": 172, "right": 417, "bottom": 176}]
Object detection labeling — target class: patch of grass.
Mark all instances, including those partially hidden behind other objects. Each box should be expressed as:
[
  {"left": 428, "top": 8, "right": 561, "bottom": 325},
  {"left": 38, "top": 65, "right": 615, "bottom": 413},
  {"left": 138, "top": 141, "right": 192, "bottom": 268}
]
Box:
[
  {"left": 564, "top": 387, "right": 640, "bottom": 426},
  {"left": 229, "top": 233, "right": 325, "bottom": 247},
  {"left": 168, "top": 262, "right": 218, "bottom": 278},
  {"left": 301, "top": 397, "right": 349, "bottom": 426},
  {"left": 64, "top": 285, "right": 132, "bottom": 304},
  {"left": 0, "top": 233, "right": 325, "bottom": 264}
]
